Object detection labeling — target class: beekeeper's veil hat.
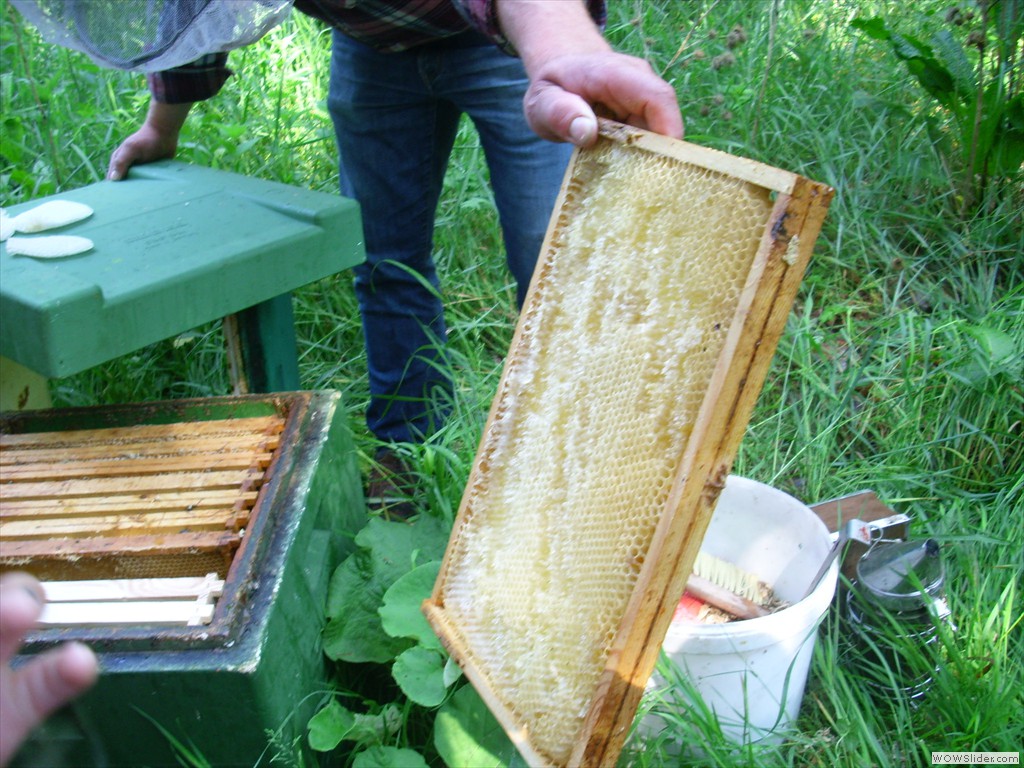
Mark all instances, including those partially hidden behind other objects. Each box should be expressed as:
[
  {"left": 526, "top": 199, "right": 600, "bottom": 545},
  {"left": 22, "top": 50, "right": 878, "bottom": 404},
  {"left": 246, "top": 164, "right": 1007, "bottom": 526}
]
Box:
[{"left": 11, "top": 0, "right": 294, "bottom": 71}]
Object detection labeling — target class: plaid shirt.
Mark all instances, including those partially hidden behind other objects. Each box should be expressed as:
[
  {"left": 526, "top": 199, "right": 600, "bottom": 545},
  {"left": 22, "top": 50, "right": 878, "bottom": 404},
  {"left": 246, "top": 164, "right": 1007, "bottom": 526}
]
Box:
[{"left": 149, "top": 0, "right": 605, "bottom": 103}]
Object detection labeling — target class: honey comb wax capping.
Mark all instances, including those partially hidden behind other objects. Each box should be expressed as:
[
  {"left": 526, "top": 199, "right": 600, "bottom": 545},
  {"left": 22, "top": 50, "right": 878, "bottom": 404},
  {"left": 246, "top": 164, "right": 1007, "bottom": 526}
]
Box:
[{"left": 425, "top": 120, "right": 833, "bottom": 768}]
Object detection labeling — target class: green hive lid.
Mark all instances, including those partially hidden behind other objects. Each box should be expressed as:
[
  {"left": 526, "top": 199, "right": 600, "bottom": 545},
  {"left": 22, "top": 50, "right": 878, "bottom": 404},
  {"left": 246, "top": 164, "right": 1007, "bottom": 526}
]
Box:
[{"left": 0, "top": 161, "right": 363, "bottom": 378}]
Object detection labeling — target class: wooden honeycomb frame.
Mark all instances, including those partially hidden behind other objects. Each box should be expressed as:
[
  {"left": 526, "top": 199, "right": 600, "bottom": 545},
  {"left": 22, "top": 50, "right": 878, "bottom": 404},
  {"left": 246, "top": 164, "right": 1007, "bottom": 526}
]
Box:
[{"left": 424, "top": 120, "right": 833, "bottom": 767}]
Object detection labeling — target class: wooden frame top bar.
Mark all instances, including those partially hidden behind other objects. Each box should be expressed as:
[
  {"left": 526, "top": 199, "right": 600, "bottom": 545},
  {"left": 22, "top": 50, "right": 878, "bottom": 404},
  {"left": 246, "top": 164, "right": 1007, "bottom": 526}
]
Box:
[{"left": 597, "top": 120, "right": 801, "bottom": 195}]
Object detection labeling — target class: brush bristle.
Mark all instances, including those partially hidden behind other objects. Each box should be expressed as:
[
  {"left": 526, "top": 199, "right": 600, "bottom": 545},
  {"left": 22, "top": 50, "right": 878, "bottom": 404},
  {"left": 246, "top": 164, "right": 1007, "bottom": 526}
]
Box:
[{"left": 692, "top": 552, "right": 767, "bottom": 605}]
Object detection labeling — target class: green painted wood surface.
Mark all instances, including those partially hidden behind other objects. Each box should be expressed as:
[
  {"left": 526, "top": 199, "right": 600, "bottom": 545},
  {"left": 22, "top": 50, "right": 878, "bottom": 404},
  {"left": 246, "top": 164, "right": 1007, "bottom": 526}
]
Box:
[
  {"left": 237, "top": 293, "right": 302, "bottom": 392},
  {"left": 0, "top": 161, "right": 364, "bottom": 380}
]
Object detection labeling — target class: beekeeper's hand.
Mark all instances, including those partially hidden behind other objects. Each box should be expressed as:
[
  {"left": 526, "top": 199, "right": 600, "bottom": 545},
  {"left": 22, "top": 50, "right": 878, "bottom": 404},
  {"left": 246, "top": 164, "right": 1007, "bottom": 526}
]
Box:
[
  {"left": 0, "top": 572, "right": 99, "bottom": 767},
  {"left": 107, "top": 101, "right": 193, "bottom": 181},
  {"left": 497, "top": 0, "right": 683, "bottom": 147}
]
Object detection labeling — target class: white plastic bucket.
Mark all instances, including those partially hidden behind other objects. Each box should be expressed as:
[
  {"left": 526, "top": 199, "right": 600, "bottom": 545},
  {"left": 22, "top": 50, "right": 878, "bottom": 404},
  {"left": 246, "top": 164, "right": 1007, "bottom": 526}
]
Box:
[{"left": 649, "top": 475, "right": 838, "bottom": 746}]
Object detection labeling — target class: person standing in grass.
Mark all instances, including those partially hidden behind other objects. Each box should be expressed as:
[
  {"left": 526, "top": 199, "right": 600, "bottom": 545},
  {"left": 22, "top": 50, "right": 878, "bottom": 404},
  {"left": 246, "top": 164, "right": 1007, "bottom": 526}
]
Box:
[{"left": 98, "top": 0, "right": 683, "bottom": 516}]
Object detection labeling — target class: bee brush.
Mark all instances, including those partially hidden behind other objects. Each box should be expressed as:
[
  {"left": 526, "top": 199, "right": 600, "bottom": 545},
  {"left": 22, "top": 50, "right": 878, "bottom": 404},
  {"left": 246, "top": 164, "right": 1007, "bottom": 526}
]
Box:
[{"left": 684, "top": 551, "right": 772, "bottom": 621}]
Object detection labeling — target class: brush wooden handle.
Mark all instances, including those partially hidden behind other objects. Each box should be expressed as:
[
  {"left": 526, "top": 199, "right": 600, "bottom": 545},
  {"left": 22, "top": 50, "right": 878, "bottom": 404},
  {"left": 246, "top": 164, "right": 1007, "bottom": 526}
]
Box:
[{"left": 685, "top": 575, "right": 769, "bottom": 620}]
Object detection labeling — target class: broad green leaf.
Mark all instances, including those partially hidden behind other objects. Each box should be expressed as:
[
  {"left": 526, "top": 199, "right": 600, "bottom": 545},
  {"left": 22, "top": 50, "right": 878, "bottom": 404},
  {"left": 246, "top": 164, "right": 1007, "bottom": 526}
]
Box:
[
  {"left": 930, "top": 29, "right": 976, "bottom": 97},
  {"left": 904, "top": 54, "right": 956, "bottom": 108},
  {"left": 307, "top": 699, "right": 355, "bottom": 752},
  {"left": 851, "top": 18, "right": 957, "bottom": 109},
  {"left": 1006, "top": 95, "right": 1024, "bottom": 131},
  {"left": 324, "top": 516, "right": 450, "bottom": 663},
  {"left": 443, "top": 655, "right": 464, "bottom": 688},
  {"left": 990, "top": 129, "right": 1024, "bottom": 177},
  {"left": 323, "top": 552, "right": 410, "bottom": 663},
  {"left": 849, "top": 17, "right": 890, "bottom": 41},
  {"left": 996, "top": 0, "right": 1024, "bottom": 56},
  {"left": 393, "top": 646, "right": 448, "bottom": 707},
  {"left": 988, "top": 94, "right": 1024, "bottom": 177},
  {"left": 434, "top": 685, "right": 529, "bottom": 768},
  {"left": 308, "top": 699, "right": 402, "bottom": 752},
  {"left": 888, "top": 30, "right": 935, "bottom": 63},
  {"left": 379, "top": 560, "right": 443, "bottom": 649},
  {"left": 353, "top": 746, "right": 430, "bottom": 768},
  {"left": 964, "top": 324, "right": 1019, "bottom": 368},
  {"left": 949, "top": 82, "right": 1023, "bottom": 178},
  {"left": 951, "top": 324, "right": 1021, "bottom": 387}
]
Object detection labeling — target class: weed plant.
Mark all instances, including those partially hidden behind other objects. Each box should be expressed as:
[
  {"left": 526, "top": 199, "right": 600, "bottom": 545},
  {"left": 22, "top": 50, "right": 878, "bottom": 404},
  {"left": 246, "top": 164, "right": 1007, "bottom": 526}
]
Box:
[{"left": 1, "top": 1, "right": 1021, "bottom": 766}]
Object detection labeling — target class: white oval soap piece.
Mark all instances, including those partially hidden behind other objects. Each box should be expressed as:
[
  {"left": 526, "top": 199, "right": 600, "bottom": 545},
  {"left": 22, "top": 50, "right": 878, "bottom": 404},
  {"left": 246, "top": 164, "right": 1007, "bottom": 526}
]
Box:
[
  {"left": 11, "top": 200, "right": 93, "bottom": 233},
  {"left": 0, "top": 209, "right": 13, "bottom": 242},
  {"left": 6, "top": 235, "right": 94, "bottom": 258}
]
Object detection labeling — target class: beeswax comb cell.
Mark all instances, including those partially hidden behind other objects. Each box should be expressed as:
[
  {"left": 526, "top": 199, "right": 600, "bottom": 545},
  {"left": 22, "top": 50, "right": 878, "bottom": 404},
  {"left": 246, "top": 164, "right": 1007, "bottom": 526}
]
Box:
[{"left": 424, "top": 120, "right": 833, "bottom": 768}]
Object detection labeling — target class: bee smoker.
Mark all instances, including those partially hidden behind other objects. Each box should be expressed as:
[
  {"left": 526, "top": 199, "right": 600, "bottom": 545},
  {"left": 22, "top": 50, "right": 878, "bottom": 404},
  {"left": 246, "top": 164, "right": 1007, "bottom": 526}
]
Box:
[{"left": 844, "top": 534, "right": 951, "bottom": 700}]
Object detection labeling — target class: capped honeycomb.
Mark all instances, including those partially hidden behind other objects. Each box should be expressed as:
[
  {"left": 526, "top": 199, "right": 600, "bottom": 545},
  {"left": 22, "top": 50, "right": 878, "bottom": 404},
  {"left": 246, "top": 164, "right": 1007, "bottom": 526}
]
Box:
[{"left": 425, "top": 121, "right": 832, "bottom": 767}]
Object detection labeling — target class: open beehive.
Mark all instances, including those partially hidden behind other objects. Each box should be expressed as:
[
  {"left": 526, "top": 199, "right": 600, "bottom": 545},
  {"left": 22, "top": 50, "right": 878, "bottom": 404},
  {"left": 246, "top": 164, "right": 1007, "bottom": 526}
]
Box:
[
  {"left": 423, "top": 121, "right": 833, "bottom": 767},
  {"left": 0, "top": 411, "right": 282, "bottom": 628},
  {"left": 0, "top": 393, "right": 338, "bottom": 644},
  {"left": 0, "top": 392, "right": 366, "bottom": 766},
  {"left": 0, "top": 415, "right": 281, "bottom": 578}
]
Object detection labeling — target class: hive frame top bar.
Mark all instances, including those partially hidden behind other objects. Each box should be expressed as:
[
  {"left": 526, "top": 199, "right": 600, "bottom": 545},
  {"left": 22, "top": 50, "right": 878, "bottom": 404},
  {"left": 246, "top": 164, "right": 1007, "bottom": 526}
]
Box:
[
  {"left": 596, "top": 119, "right": 801, "bottom": 195},
  {"left": 424, "top": 119, "right": 833, "bottom": 767}
]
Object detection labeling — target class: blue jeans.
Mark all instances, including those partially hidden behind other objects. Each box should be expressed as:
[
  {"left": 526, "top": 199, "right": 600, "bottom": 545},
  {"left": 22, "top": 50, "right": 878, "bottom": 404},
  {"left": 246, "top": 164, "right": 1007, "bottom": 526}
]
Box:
[{"left": 328, "top": 30, "right": 572, "bottom": 444}]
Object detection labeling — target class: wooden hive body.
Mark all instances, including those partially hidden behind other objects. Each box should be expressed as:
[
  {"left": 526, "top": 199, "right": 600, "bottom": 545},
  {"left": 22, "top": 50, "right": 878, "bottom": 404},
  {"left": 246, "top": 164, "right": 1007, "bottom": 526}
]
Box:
[
  {"left": 0, "top": 409, "right": 286, "bottom": 631},
  {"left": 0, "top": 392, "right": 367, "bottom": 766},
  {"left": 424, "top": 121, "right": 833, "bottom": 767},
  {"left": 0, "top": 393, "right": 340, "bottom": 644}
]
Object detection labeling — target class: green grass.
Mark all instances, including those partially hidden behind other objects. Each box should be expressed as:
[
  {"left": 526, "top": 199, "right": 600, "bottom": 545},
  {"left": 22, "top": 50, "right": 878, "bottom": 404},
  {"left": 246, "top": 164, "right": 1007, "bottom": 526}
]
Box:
[{"left": 2, "top": 0, "right": 1022, "bottom": 766}]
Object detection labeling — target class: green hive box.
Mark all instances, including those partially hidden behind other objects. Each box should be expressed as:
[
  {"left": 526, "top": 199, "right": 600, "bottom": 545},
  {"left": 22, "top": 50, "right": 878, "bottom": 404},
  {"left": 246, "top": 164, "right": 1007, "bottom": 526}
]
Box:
[
  {"left": 0, "top": 160, "right": 364, "bottom": 383},
  {"left": 3, "top": 392, "right": 366, "bottom": 767}
]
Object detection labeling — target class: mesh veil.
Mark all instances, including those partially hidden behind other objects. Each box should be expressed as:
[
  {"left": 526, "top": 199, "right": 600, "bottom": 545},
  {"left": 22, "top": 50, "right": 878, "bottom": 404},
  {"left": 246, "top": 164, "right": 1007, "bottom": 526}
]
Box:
[{"left": 11, "top": 0, "right": 294, "bottom": 72}]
